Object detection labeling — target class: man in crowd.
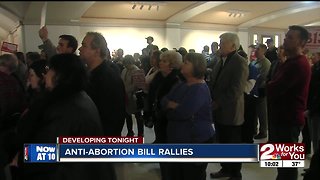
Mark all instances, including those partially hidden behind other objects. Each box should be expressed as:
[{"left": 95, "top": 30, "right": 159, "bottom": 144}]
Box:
[
  {"left": 253, "top": 44, "right": 271, "bottom": 140},
  {"left": 267, "top": 25, "right": 311, "bottom": 180},
  {"left": 79, "top": 32, "right": 126, "bottom": 137},
  {"left": 38, "top": 26, "right": 78, "bottom": 59},
  {"left": 210, "top": 33, "right": 248, "bottom": 180},
  {"left": 265, "top": 38, "right": 278, "bottom": 63}
]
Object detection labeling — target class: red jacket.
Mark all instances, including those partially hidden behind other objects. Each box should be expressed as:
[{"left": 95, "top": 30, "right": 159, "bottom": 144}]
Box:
[{"left": 267, "top": 55, "right": 311, "bottom": 126}]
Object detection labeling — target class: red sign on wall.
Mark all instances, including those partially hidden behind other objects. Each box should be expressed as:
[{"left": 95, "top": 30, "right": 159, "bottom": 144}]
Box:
[
  {"left": 1, "top": 41, "right": 18, "bottom": 53},
  {"left": 305, "top": 26, "right": 320, "bottom": 53}
]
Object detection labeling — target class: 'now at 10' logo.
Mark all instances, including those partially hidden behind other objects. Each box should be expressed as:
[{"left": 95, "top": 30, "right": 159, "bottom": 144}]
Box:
[{"left": 259, "top": 143, "right": 305, "bottom": 161}]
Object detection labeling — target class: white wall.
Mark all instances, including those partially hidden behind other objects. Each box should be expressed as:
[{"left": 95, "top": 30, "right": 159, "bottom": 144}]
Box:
[
  {"left": 181, "top": 29, "right": 233, "bottom": 53},
  {"left": 12, "top": 25, "right": 24, "bottom": 52},
  {"left": 24, "top": 25, "right": 165, "bottom": 56},
  {"left": 24, "top": 25, "right": 81, "bottom": 54},
  {"left": 23, "top": 24, "right": 285, "bottom": 56},
  {"left": 80, "top": 26, "right": 165, "bottom": 55}
]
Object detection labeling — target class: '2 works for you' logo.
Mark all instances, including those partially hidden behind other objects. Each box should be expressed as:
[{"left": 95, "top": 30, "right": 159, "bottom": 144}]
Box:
[{"left": 259, "top": 143, "right": 305, "bottom": 161}]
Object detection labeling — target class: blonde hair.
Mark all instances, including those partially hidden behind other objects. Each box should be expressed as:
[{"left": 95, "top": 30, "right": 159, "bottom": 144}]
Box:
[{"left": 160, "top": 50, "right": 182, "bottom": 69}]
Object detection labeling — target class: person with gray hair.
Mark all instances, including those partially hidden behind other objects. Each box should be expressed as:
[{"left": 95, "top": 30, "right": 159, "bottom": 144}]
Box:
[
  {"left": 148, "top": 50, "right": 183, "bottom": 178},
  {"left": 79, "top": 32, "right": 125, "bottom": 137},
  {"left": 149, "top": 50, "right": 184, "bottom": 141},
  {"left": 210, "top": 32, "right": 248, "bottom": 180}
]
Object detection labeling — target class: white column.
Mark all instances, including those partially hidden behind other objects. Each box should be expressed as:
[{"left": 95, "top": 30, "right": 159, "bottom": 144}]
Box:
[
  {"left": 237, "top": 28, "right": 249, "bottom": 55},
  {"left": 165, "top": 23, "right": 181, "bottom": 50}
]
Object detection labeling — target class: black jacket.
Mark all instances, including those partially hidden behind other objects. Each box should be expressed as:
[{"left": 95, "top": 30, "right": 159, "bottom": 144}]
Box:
[
  {"left": 148, "top": 69, "right": 183, "bottom": 143},
  {"left": 17, "top": 90, "right": 116, "bottom": 180},
  {"left": 307, "top": 62, "right": 320, "bottom": 115},
  {"left": 265, "top": 47, "right": 278, "bottom": 63},
  {"left": 86, "top": 60, "right": 126, "bottom": 136}
]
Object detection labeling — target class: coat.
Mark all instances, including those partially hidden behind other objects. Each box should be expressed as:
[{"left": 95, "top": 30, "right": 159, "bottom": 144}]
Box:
[
  {"left": 121, "top": 65, "right": 140, "bottom": 114},
  {"left": 86, "top": 60, "right": 126, "bottom": 136},
  {"left": 210, "top": 51, "right": 249, "bottom": 126},
  {"left": 17, "top": 90, "right": 116, "bottom": 180}
]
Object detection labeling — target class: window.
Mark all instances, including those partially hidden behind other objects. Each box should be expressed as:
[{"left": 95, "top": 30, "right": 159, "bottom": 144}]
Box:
[
  {"left": 253, "top": 34, "right": 258, "bottom": 45},
  {"left": 275, "top": 35, "right": 279, "bottom": 47}
]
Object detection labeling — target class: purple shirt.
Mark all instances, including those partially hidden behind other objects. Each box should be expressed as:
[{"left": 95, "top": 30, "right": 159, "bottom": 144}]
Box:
[{"left": 161, "top": 82, "right": 214, "bottom": 143}]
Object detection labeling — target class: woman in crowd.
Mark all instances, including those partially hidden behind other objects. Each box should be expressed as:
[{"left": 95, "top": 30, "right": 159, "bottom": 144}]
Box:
[
  {"left": 25, "top": 60, "right": 47, "bottom": 105},
  {"left": 16, "top": 54, "right": 116, "bottom": 180},
  {"left": 121, "top": 55, "right": 144, "bottom": 137},
  {"left": 161, "top": 53, "right": 214, "bottom": 180},
  {"left": 143, "top": 50, "right": 162, "bottom": 128},
  {"left": 148, "top": 50, "right": 183, "bottom": 179},
  {"left": 148, "top": 50, "right": 183, "bottom": 144}
]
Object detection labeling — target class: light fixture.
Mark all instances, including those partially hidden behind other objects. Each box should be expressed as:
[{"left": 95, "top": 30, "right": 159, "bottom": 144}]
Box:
[
  {"left": 131, "top": 2, "right": 166, "bottom": 11},
  {"left": 227, "top": 9, "right": 247, "bottom": 18}
]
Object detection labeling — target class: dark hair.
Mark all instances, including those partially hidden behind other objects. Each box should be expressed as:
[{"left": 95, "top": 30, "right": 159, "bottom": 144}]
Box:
[
  {"left": 189, "top": 49, "right": 196, "bottom": 53},
  {"left": 59, "top": 35, "right": 78, "bottom": 53},
  {"left": 29, "top": 60, "right": 47, "bottom": 90},
  {"left": 86, "top": 32, "right": 111, "bottom": 60},
  {"left": 48, "top": 54, "right": 88, "bottom": 96},
  {"left": 178, "top": 47, "right": 188, "bottom": 58},
  {"left": 151, "top": 50, "right": 162, "bottom": 67},
  {"left": 152, "top": 45, "right": 159, "bottom": 51},
  {"left": 211, "top": 42, "right": 218, "bottom": 48},
  {"left": 203, "top": 45, "right": 210, "bottom": 52},
  {"left": 117, "top": 48, "right": 124, "bottom": 56},
  {"left": 288, "top": 25, "right": 310, "bottom": 44},
  {"left": 160, "top": 47, "right": 168, "bottom": 52},
  {"left": 184, "top": 53, "right": 207, "bottom": 79},
  {"left": 30, "top": 60, "right": 47, "bottom": 79},
  {"left": 27, "top": 52, "right": 41, "bottom": 64},
  {"left": 14, "top": 52, "right": 26, "bottom": 64}
]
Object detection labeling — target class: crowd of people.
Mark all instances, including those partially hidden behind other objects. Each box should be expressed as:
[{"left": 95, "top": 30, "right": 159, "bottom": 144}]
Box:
[{"left": 0, "top": 24, "right": 319, "bottom": 180}]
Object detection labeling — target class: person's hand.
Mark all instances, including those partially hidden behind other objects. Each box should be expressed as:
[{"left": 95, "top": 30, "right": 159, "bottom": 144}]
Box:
[
  {"left": 167, "top": 101, "right": 178, "bottom": 109},
  {"left": 39, "top": 26, "right": 48, "bottom": 42}
]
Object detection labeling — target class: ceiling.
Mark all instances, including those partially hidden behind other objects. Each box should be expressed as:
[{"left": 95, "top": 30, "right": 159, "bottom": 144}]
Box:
[{"left": 0, "top": 1, "right": 320, "bottom": 41}]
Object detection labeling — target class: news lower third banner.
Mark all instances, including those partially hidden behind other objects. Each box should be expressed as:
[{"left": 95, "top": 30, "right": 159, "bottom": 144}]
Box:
[{"left": 24, "top": 144, "right": 258, "bottom": 163}]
